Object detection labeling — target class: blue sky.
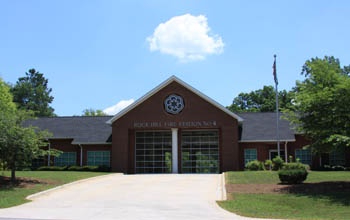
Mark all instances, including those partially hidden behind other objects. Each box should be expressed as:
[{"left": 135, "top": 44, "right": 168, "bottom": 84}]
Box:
[{"left": 1, "top": 1, "right": 349, "bottom": 116}]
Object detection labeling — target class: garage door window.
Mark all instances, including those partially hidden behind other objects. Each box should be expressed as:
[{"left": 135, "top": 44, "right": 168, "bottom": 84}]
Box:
[
  {"left": 135, "top": 131, "right": 172, "bottom": 173},
  {"left": 181, "top": 130, "right": 219, "bottom": 173}
]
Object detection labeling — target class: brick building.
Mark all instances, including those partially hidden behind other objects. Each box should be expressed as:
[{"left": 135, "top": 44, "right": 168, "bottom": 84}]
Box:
[{"left": 27, "top": 76, "right": 350, "bottom": 173}]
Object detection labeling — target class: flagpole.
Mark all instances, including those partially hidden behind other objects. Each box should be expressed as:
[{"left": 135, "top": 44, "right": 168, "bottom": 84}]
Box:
[{"left": 273, "top": 54, "right": 280, "bottom": 158}]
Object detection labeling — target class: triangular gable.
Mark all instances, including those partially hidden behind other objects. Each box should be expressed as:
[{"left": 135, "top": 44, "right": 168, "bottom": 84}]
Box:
[{"left": 106, "top": 75, "right": 243, "bottom": 124}]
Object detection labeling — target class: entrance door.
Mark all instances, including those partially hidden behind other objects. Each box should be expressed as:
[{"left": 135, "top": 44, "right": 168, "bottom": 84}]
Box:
[
  {"left": 135, "top": 131, "right": 172, "bottom": 173},
  {"left": 269, "top": 150, "right": 286, "bottom": 161},
  {"left": 181, "top": 130, "right": 219, "bottom": 173}
]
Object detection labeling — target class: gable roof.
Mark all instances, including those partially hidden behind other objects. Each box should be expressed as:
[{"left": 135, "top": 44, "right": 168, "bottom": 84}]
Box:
[
  {"left": 237, "top": 112, "right": 295, "bottom": 142},
  {"left": 106, "top": 75, "right": 243, "bottom": 124},
  {"left": 25, "top": 113, "right": 298, "bottom": 144},
  {"left": 24, "top": 116, "right": 112, "bottom": 144}
]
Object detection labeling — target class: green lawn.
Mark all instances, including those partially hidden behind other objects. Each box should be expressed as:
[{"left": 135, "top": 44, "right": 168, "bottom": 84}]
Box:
[
  {"left": 0, "top": 171, "right": 108, "bottom": 208},
  {"left": 218, "top": 171, "right": 350, "bottom": 220}
]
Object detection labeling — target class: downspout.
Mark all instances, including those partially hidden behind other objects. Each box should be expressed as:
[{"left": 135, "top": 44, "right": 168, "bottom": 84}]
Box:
[
  {"left": 79, "top": 144, "right": 83, "bottom": 166},
  {"left": 284, "top": 141, "right": 288, "bottom": 163},
  {"left": 47, "top": 142, "right": 51, "bottom": 166}
]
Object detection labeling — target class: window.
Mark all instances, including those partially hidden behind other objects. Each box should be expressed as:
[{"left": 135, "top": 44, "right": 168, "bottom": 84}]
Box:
[
  {"left": 54, "top": 152, "right": 76, "bottom": 166},
  {"left": 329, "top": 150, "right": 346, "bottom": 166},
  {"left": 87, "top": 151, "right": 110, "bottom": 166},
  {"left": 295, "top": 149, "right": 312, "bottom": 165},
  {"left": 244, "top": 149, "right": 257, "bottom": 166},
  {"left": 269, "top": 150, "right": 286, "bottom": 161}
]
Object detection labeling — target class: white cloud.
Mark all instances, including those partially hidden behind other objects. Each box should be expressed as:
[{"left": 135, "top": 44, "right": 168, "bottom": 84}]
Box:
[
  {"left": 147, "top": 14, "right": 224, "bottom": 62},
  {"left": 103, "top": 99, "right": 135, "bottom": 115}
]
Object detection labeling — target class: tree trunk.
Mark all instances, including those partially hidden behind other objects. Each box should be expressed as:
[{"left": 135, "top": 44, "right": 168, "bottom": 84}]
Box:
[{"left": 11, "top": 167, "right": 16, "bottom": 183}]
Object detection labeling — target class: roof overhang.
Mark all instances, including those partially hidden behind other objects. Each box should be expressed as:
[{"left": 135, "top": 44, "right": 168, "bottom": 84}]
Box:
[
  {"left": 239, "top": 139, "right": 296, "bottom": 143},
  {"left": 72, "top": 142, "right": 112, "bottom": 145},
  {"left": 106, "top": 75, "right": 243, "bottom": 124},
  {"left": 46, "top": 138, "right": 111, "bottom": 145}
]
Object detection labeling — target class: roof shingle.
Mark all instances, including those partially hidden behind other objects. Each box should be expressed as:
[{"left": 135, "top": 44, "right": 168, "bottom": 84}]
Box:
[
  {"left": 24, "top": 116, "right": 112, "bottom": 144},
  {"left": 237, "top": 112, "right": 295, "bottom": 142},
  {"left": 25, "top": 113, "right": 296, "bottom": 144}
]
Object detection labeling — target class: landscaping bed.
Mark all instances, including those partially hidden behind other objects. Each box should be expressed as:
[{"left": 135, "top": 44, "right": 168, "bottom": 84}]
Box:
[
  {"left": 226, "top": 181, "right": 350, "bottom": 194},
  {"left": 0, "top": 176, "right": 50, "bottom": 189}
]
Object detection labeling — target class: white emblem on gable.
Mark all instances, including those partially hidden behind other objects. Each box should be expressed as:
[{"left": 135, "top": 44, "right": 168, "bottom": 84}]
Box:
[{"left": 164, "top": 94, "right": 184, "bottom": 114}]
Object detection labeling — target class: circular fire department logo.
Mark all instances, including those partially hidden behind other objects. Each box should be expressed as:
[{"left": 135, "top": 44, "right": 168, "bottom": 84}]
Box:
[{"left": 164, "top": 94, "right": 184, "bottom": 114}]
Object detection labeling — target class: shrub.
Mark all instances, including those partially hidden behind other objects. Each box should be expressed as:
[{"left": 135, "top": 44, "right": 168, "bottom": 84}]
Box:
[
  {"left": 314, "top": 165, "right": 347, "bottom": 171},
  {"left": 272, "top": 156, "right": 284, "bottom": 170},
  {"left": 97, "top": 165, "right": 111, "bottom": 172},
  {"left": 332, "top": 165, "right": 346, "bottom": 171},
  {"left": 245, "top": 160, "right": 264, "bottom": 171},
  {"left": 37, "top": 166, "right": 68, "bottom": 171},
  {"left": 0, "top": 161, "right": 7, "bottom": 171},
  {"left": 78, "top": 165, "right": 111, "bottom": 172},
  {"left": 288, "top": 155, "right": 294, "bottom": 163},
  {"left": 315, "top": 165, "right": 333, "bottom": 171},
  {"left": 67, "top": 166, "right": 84, "bottom": 171},
  {"left": 38, "top": 165, "right": 111, "bottom": 172},
  {"left": 278, "top": 162, "right": 308, "bottom": 184},
  {"left": 264, "top": 159, "right": 273, "bottom": 170},
  {"left": 278, "top": 169, "right": 308, "bottom": 184},
  {"left": 282, "top": 162, "right": 308, "bottom": 170}
]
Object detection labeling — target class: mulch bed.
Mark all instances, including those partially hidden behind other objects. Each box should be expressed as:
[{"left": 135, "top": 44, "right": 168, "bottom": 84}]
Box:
[
  {"left": 0, "top": 176, "right": 47, "bottom": 189},
  {"left": 226, "top": 182, "right": 350, "bottom": 194}
]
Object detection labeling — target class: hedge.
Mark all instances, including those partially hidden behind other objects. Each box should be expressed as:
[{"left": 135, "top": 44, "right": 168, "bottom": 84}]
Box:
[
  {"left": 37, "top": 165, "right": 111, "bottom": 172},
  {"left": 278, "top": 169, "right": 308, "bottom": 184}
]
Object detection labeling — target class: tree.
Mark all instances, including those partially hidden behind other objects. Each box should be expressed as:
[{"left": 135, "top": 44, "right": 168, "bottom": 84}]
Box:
[
  {"left": 82, "top": 108, "right": 108, "bottom": 116},
  {"left": 11, "top": 69, "right": 55, "bottom": 117},
  {"left": 0, "top": 79, "right": 16, "bottom": 175},
  {"left": 227, "top": 85, "right": 294, "bottom": 112},
  {"left": 285, "top": 56, "right": 350, "bottom": 154},
  {"left": 0, "top": 77, "right": 50, "bottom": 183},
  {"left": 0, "top": 79, "right": 16, "bottom": 114}
]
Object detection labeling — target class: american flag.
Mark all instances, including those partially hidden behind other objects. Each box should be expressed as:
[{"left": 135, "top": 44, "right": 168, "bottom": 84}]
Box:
[{"left": 273, "top": 55, "right": 278, "bottom": 85}]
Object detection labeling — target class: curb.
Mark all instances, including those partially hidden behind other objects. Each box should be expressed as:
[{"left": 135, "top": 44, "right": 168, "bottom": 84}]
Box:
[
  {"left": 216, "top": 172, "right": 227, "bottom": 201},
  {"left": 221, "top": 172, "right": 227, "bottom": 200},
  {"left": 26, "top": 173, "right": 121, "bottom": 200}
]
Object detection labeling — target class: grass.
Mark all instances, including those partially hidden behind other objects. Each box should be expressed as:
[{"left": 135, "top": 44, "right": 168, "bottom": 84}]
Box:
[
  {"left": 225, "top": 171, "right": 280, "bottom": 184},
  {"left": 0, "top": 171, "right": 108, "bottom": 208},
  {"left": 218, "top": 193, "right": 350, "bottom": 220},
  {"left": 218, "top": 171, "right": 350, "bottom": 220}
]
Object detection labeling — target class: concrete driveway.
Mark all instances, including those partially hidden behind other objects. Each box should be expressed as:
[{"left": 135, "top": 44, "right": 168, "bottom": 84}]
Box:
[{"left": 0, "top": 174, "right": 265, "bottom": 220}]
